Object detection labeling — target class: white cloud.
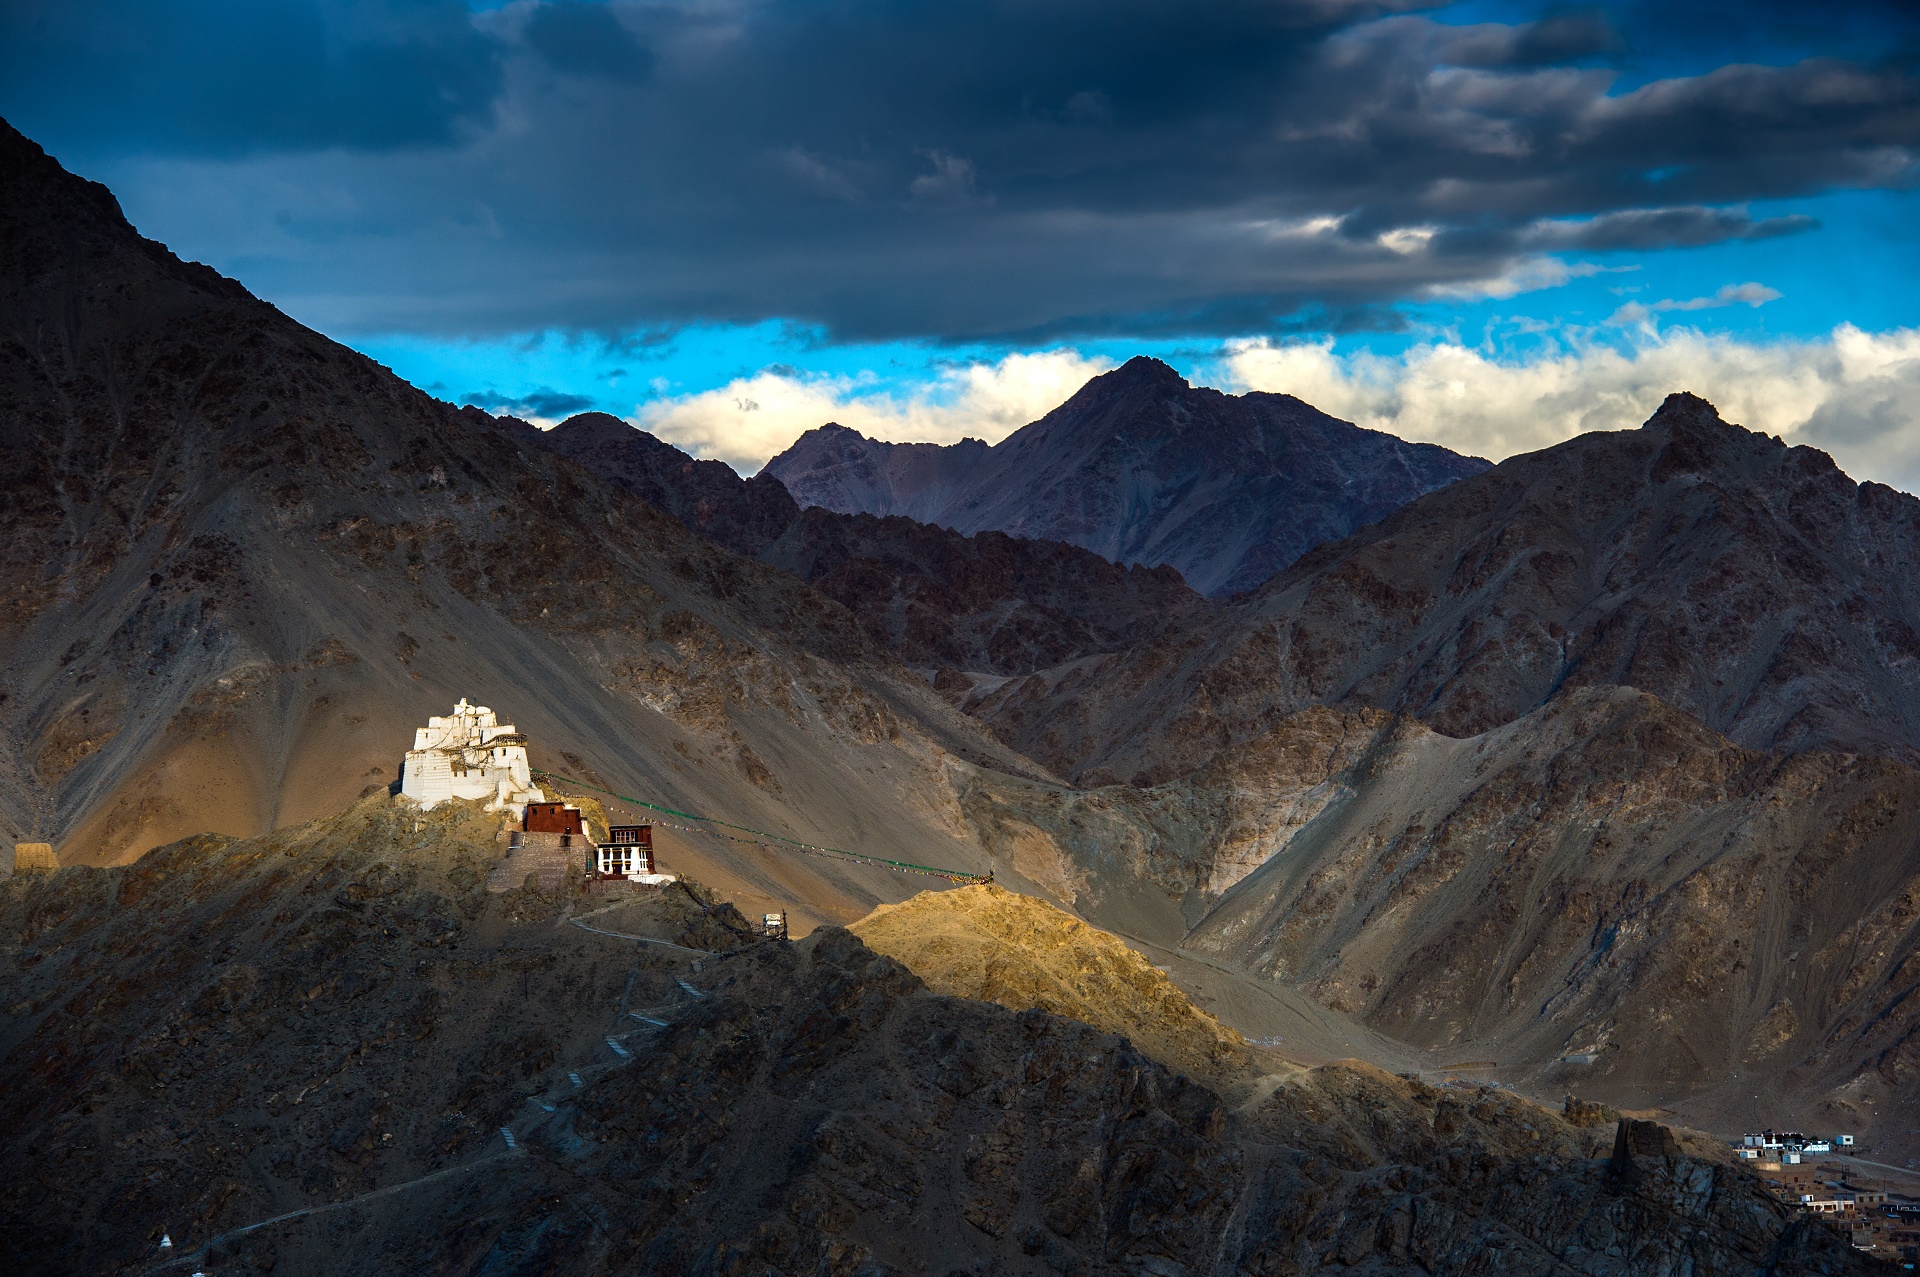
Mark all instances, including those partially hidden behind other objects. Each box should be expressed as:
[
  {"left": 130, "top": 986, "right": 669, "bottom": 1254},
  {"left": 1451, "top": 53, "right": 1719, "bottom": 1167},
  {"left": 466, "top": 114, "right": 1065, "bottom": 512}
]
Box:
[
  {"left": 1215, "top": 324, "right": 1920, "bottom": 494},
  {"left": 1423, "top": 255, "right": 1603, "bottom": 300},
  {"left": 636, "top": 349, "right": 1112, "bottom": 472},
  {"left": 1610, "top": 281, "right": 1781, "bottom": 324}
]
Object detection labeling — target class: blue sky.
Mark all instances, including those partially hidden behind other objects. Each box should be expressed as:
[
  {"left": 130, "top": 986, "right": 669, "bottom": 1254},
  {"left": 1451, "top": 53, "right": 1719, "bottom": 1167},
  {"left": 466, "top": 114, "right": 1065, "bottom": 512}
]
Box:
[{"left": 7, "top": 0, "right": 1920, "bottom": 479}]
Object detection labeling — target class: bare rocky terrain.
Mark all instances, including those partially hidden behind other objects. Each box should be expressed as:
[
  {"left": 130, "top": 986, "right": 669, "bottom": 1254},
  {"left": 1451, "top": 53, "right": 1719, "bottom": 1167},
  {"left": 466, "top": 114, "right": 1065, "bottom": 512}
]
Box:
[
  {"left": 6, "top": 109, "right": 1920, "bottom": 1272},
  {"left": 765, "top": 357, "right": 1491, "bottom": 598},
  {"left": 529, "top": 410, "right": 1216, "bottom": 678},
  {"left": 0, "top": 802, "right": 1876, "bottom": 1275},
  {"left": 0, "top": 115, "right": 1038, "bottom": 932},
  {"left": 955, "top": 686, "right": 1920, "bottom": 1151},
  {"left": 965, "top": 392, "right": 1920, "bottom": 784}
]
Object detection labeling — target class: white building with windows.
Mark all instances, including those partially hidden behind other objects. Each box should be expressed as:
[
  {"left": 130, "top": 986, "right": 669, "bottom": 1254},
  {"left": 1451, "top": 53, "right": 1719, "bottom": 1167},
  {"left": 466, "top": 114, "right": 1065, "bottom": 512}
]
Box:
[{"left": 400, "top": 699, "right": 545, "bottom": 818}]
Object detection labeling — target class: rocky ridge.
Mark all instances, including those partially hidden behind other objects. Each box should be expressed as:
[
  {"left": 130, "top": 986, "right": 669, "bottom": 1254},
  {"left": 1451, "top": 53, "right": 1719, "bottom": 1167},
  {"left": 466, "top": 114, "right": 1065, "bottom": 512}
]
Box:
[
  {"left": 765, "top": 357, "right": 1491, "bottom": 598},
  {"left": 850, "top": 881, "right": 1258, "bottom": 1088},
  {"left": 0, "top": 801, "right": 1872, "bottom": 1275},
  {"left": 963, "top": 393, "right": 1920, "bottom": 785},
  {"left": 527, "top": 410, "right": 1215, "bottom": 678}
]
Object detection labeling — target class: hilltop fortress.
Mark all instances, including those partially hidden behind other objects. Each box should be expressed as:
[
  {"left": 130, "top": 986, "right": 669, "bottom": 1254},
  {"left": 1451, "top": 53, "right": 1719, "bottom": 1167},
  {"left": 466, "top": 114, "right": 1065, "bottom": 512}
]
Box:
[{"left": 399, "top": 699, "right": 545, "bottom": 819}]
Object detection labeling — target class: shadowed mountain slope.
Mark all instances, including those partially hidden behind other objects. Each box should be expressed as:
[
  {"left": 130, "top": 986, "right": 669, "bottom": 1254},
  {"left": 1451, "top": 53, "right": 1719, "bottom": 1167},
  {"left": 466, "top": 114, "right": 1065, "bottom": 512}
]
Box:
[
  {"left": 765, "top": 357, "right": 1491, "bottom": 597},
  {"left": 509, "top": 410, "right": 802, "bottom": 558},
  {"left": 0, "top": 115, "right": 1034, "bottom": 919},
  {"left": 530, "top": 410, "right": 1214, "bottom": 677},
  {"left": 0, "top": 801, "right": 1873, "bottom": 1275},
  {"left": 963, "top": 393, "right": 1920, "bottom": 786},
  {"left": 957, "top": 685, "right": 1920, "bottom": 1158}
]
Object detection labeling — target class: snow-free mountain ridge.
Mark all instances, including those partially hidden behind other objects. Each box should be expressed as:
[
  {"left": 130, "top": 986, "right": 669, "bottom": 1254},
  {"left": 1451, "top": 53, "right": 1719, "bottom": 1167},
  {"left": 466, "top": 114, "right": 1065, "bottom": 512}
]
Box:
[{"left": 764, "top": 356, "right": 1491, "bottom": 597}]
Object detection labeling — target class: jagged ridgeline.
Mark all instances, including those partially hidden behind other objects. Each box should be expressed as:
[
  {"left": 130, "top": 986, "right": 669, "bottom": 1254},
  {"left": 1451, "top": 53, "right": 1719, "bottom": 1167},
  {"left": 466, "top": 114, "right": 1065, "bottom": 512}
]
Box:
[{"left": 0, "top": 802, "right": 1874, "bottom": 1274}]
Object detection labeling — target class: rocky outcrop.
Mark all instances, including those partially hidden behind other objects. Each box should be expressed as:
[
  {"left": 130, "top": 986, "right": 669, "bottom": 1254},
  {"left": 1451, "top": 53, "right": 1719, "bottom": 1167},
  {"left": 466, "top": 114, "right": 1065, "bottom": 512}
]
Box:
[
  {"left": 851, "top": 882, "right": 1258, "bottom": 1088},
  {"left": 0, "top": 802, "right": 1874, "bottom": 1274},
  {"left": 765, "top": 356, "right": 1491, "bottom": 597},
  {"left": 962, "top": 392, "right": 1920, "bottom": 784},
  {"left": 957, "top": 686, "right": 1920, "bottom": 1157}
]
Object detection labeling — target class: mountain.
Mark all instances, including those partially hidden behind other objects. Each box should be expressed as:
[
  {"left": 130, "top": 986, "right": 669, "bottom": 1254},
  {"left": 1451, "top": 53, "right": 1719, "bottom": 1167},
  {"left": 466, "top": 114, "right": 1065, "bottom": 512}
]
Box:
[
  {"left": 6, "top": 109, "right": 1917, "bottom": 1263},
  {"left": 530, "top": 410, "right": 1214, "bottom": 678},
  {"left": 958, "top": 686, "right": 1920, "bottom": 1144},
  {"left": 763, "top": 357, "right": 1491, "bottom": 597},
  {"left": 0, "top": 802, "right": 1872, "bottom": 1274},
  {"left": 0, "top": 114, "right": 1035, "bottom": 921},
  {"left": 504, "top": 409, "right": 801, "bottom": 558},
  {"left": 935, "top": 394, "right": 1920, "bottom": 1151},
  {"left": 963, "top": 393, "right": 1920, "bottom": 786},
  {"left": 850, "top": 881, "right": 1258, "bottom": 1087}
]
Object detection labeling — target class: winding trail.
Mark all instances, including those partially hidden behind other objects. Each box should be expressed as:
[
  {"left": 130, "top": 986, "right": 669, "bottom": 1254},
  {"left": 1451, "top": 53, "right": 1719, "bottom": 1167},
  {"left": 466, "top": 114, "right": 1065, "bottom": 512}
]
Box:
[
  {"left": 135, "top": 925, "right": 718, "bottom": 1274},
  {"left": 138, "top": 1147, "right": 523, "bottom": 1274}
]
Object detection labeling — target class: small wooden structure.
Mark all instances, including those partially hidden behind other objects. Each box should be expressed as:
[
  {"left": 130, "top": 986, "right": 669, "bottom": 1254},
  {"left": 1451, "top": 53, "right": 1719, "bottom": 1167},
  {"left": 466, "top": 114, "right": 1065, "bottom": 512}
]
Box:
[{"left": 763, "top": 911, "right": 789, "bottom": 940}]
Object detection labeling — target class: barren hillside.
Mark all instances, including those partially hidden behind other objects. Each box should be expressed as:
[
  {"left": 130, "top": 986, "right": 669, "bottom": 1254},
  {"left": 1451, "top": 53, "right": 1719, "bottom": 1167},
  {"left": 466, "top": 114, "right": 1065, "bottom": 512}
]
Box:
[
  {"left": 963, "top": 393, "right": 1920, "bottom": 786},
  {"left": 956, "top": 685, "right": 1920, "bottom": 1157},
  {"left": 0, "top": 802, "right": 1871, "bottom": 1275},
  {"left": 0, "top": 116, "right": 1045, "bottom": 931}
]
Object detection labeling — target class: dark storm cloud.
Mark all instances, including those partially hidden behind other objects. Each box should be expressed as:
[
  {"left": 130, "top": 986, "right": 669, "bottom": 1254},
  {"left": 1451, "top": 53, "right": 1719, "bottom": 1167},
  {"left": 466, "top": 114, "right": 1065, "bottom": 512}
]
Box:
[
  {"left": 1529, "top": 207, "right": 1818, "bottom": 251},
  {"left": 0, "top": 0, "right": 501, "bottom": 155},
  {"left": 7, "top": 0, "right": 1920, "bottom": 340},
  {"left": 524, "top": 1, "right": 653, "bottom": 84},
  {"left": 462, "top": 387, "right": 598, "bottom": 418}
]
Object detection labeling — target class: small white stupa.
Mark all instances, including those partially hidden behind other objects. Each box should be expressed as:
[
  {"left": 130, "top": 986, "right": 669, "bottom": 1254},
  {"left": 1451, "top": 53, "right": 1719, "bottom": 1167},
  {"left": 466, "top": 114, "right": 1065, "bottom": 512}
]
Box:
[{"left": 400, "top": 699, "right": 545, "bottom": 819}]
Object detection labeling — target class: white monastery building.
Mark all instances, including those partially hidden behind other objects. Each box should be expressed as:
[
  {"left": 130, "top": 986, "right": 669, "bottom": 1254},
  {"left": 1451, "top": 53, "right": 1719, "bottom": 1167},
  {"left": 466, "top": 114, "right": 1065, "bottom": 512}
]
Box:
[{"left": 400, "top": 699, "right": 545, "bottom": 818}]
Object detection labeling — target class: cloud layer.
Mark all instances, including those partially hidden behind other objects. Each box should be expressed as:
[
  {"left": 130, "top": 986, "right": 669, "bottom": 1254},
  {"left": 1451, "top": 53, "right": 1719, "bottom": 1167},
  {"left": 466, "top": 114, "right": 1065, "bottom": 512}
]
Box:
[
  {"left": 637, "top": 351, "right": 1112, "bottom": 473},
  {"left": 1218, "top": 324, "right": 1920, "bottom": 493},
  {"left": 8, "top": 0, "right": 1919, "bottom": 341}
]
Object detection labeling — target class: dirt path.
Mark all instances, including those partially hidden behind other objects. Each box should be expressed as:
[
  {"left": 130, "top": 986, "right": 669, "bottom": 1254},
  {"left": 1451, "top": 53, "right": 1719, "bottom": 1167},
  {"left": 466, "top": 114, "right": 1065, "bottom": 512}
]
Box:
[
  {"left": 135, "top": 936, "right": 715, "bottom": 1275},
  {"left": 139, "top": 1147, "right": 523, "bottom": 1274}
]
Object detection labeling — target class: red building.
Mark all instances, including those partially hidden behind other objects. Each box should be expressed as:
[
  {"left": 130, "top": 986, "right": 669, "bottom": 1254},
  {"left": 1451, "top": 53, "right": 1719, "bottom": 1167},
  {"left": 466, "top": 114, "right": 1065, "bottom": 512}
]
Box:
[{"left": 523, "top": 803, "right": 586, "bottom": 836}]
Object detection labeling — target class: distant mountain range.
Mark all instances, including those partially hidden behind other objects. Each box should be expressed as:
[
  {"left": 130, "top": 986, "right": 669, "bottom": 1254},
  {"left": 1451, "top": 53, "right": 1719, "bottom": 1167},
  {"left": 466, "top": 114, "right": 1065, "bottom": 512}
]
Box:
[
  {"left": 966, "top": 391, "right": 1920, "bottom": 785},
  {"left": 523, "top": 411, "right": 1214, "bottom": 678},
  {"left": 764, "top": 357, "right": 1491, "bottom": 597}
]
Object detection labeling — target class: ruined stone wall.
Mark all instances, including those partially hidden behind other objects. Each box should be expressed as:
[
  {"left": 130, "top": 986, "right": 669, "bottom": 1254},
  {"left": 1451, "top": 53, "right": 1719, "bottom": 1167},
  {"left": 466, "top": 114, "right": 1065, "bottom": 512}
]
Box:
[{"left": 4, "top": 844, "right": 57, "bottom": 879}]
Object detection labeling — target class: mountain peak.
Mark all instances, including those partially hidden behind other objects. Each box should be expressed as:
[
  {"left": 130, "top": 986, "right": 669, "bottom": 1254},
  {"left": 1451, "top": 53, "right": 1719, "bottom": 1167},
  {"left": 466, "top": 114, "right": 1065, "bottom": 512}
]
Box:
[
  {"left": 555, "top": 410, "right": 627, "bottom": 429},
  {"left": 1105, "top": 355, "right": 1189, "bottom": 388},
  {"left": 1642, "top": 391, "right": 1730, "bottom": 435}
]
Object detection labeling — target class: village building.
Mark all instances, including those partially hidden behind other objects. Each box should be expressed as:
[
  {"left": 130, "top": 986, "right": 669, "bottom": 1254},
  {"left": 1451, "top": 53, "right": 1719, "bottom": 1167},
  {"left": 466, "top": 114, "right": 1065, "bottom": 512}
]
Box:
[
  {"left": 483, "top": 804, "right": 676, "bottom": 893},
  {"left": 400, "top": 699, "right": 544, "bottom": 818},
  {"left": 597, "top": 824, "right": 657, "bottom": 878}
]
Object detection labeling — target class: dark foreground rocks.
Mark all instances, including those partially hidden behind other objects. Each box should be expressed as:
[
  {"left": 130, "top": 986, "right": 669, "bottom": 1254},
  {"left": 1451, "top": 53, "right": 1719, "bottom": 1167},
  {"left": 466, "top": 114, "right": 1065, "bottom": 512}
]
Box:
[{"left": 0, "top": 799, "right": 1876, "bottom": 1275}]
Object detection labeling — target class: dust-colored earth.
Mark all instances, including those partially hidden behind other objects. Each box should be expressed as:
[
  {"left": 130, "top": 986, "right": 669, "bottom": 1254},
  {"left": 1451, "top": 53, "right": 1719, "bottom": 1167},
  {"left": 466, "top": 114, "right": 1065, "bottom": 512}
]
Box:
[{"left": 0, "top": 799, "right": 1877, "bottom": 1274}]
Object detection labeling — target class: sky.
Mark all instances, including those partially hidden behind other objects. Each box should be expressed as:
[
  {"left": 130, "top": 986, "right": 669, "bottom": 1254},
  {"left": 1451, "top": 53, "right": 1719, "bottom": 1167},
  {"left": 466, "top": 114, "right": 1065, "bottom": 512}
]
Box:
[{"left": 6, "top": 0, "right": 1920, "bottom": 485}]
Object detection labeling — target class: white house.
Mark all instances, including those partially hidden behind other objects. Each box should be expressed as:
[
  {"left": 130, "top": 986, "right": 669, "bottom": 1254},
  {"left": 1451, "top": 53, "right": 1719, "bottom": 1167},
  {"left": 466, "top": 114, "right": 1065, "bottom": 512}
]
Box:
[{"left": 400, "top": 699, "right": 544, "bottom": 818}]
